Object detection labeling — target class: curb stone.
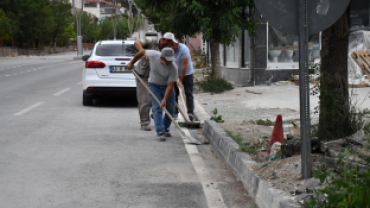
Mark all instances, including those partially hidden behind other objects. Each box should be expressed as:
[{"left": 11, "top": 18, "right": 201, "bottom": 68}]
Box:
[{"left": 203, "top": 120, "right": 301, "bottom": 208}]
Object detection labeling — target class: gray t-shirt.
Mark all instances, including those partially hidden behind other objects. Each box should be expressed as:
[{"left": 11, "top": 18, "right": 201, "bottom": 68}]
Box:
[
  {"left": 145, "top": 50, "right": 178, "bottom": 86},
  {"left": 140, "top": 38, "right": 160, "bottom": 50}
]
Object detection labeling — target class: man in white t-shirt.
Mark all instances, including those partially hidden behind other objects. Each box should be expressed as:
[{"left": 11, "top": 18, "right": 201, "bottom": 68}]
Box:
[{"left": 127, "top": 47, "right": 178, "bottom": 141}]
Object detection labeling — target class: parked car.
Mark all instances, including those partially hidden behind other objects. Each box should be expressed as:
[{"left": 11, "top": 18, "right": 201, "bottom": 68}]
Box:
[{"left": 82, "top": 40, "right": 138, "bottom": 106}]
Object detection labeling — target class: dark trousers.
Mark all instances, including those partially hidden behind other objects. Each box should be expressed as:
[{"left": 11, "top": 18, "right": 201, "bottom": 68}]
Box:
[{"left": 175, "top": 74, "right": 194, "bottom": 114}]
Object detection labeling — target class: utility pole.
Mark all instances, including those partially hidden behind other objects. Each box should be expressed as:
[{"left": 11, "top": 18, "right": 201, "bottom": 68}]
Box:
[
  {"left": 128, "top": 0, "right": 134, "bottom": 38},
  {"left": 111, "top": 0, "right": 117, "bottom": 40},
  {"left": 72, "top": 0, "right": 84, "bottom": 57}
]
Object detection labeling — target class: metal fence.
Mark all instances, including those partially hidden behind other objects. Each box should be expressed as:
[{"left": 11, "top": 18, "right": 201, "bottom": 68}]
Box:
[{"left": 0, "top": 44, "right": 95, "bottom": 57}]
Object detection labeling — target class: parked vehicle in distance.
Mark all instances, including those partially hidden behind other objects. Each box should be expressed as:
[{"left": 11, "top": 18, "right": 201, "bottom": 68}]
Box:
[{"left": 81, "top": 40, "right": 138, "bottom": 106}]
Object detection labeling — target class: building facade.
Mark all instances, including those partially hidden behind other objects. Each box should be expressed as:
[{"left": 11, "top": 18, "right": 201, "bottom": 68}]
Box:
[{"left": 219, "top": 0, "right": 370, "bottom": 86}]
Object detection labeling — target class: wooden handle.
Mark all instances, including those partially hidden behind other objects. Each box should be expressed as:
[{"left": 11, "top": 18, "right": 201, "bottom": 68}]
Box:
[{"left": 178, "top": 87, "right": 189, "bottom": 121}]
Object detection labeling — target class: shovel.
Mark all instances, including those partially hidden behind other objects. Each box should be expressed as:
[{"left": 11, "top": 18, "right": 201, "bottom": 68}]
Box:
[{"left": 131, "top": 69, "right": 202, "bottom": 145}]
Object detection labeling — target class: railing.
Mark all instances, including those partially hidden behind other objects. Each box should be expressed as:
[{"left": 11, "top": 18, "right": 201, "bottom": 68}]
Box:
[{"left": 0, "top": 44, "right": 95, "bottom": 57}]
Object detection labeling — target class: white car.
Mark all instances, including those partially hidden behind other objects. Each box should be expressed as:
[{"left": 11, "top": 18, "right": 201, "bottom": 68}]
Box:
[{"left": 82, "top": 40, "right": 138, "bottom": 106}]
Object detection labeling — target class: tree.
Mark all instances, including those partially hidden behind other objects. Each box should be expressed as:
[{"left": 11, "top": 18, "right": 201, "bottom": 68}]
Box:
[
  {"left": 134, "top": 0, "right": 255, "bottom": 78},
  {"left": 98, "top": 18, "right": 114, "bottom": 40},
  {"left": 318, "top": 6, "right": 351, "bottom": 141},
  {"left": 49, "top": 0, "right": 73, "bottom": 48},
  {"left": 36, "top": 4, "right": 55, "bottom": 49},
  {"left": 0, "top": 9, "right": 12, "bottom": 41},
  {"left": 116, "top": 16, "right": 130, "bottom": 39},
  {"left": 81, "top": 13, "right": 97, "bottom": 43}
]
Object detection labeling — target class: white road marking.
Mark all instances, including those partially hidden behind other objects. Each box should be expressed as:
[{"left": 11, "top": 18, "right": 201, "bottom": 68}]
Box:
[
  {"left": 32, "top": 69, "right": 37, "bottom": 71},
  {"left": 76, "top": 82, "right": 82, "bottom": 85},
  {"left": 53, "top": 88, "right": 70, "bottom": 96},
  {"left": 181, "top": 127, "right": 226, "bottom": 208},
  {"left": 14, "top": 102, "right": 44, "bottom": 116},
  {"left": 194, "top": 99, "right": 211, "bottom": 120},
  {"left": 12, "top": 74, "right": 17, "bottom": 76},
  {"left": 27, "top": 70, "right": 32, "bottom": 72},
  {"left": 69, "top": 61, "right": 82, "bottom": 64},
  {"left": 37, "top": 68, "right": 43, "bottom": 70},
  {"left": 5, "top": 75, "right": 10, "bottom": 77}
]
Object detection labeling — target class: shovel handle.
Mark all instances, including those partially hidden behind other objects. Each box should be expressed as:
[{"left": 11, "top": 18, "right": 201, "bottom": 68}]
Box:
[{"left": 178, "top": 87, "right": 190, "bottom": 121}]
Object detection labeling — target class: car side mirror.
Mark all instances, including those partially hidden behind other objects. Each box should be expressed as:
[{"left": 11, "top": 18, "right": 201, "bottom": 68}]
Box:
[{"left": 82, "top": 55, "right": 90, "bottom": 61}]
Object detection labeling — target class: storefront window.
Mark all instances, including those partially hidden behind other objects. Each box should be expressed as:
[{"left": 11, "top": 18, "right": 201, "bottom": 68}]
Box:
[
  {"left": 244, "top": 31, "right": 250, "bottom": 67},
  {"left": 267, "top": 25, "right": 320, "bottom": 69},
  {"left": 226, "top": 37, "right": 240, "bottom": 68},
  {"left": 350, "top": 0, "right": 370, "bottom": 30}
]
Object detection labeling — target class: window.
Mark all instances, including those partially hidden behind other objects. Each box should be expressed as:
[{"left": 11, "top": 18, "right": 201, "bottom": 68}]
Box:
[
  {"left": 244, "top": 30, "right": 250, "bottom": 67},
  {"left": 96, "top": 44, "right": 138, "bottom": 56},
  {"left": 226, "top": 37, "right": 240, "bottom": 68},
  {"left": 267, "top": 25, "right": 320, "bottom": 69}
]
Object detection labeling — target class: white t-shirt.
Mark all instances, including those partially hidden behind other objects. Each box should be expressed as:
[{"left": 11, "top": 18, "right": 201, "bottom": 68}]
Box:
[{"left": 145, "top": 50, "right": 178, "bottom": 86}]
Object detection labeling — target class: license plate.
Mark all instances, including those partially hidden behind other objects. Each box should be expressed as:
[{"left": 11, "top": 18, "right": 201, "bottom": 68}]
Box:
[{"left": 110, "top": 66, "right": 127, "bottom": 73}]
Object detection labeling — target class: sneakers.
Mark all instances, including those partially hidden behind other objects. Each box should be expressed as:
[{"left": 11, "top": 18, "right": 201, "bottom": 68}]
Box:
[
  {"left": 158, "top": 134, "right": 166, "bottom": 141},
  {"left": 164, "top": 131, "right": 171, "bottom": 137},
  {"left": 188, "top": 113, "right": 197, "bottom": 121},
  {"left": 141, "top": 125, "right": 151, "bottom": 131},
  {"left": 188, "top": 113, "right": 194, "bottom": 121}
]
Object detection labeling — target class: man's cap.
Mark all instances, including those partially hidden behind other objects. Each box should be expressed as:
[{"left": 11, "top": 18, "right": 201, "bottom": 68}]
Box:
[
  {"left": 163, "top": 32, "right": 178, "bottom": 43},
  {"left": 161, "top": 47, "right": 175, "bottom": 62}
]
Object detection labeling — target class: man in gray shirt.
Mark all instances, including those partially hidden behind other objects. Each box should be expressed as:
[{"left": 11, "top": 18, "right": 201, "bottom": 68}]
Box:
[
  {"left": 133, "top": 32, "right": 177, "bottom": 131},
  {"left": 127, "top": 47, "right": 178, "bottom": 141}
]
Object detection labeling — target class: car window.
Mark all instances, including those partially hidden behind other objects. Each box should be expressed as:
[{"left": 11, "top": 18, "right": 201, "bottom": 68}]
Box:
[{"left": 95, "top": 44, "right": 138, "bottom": 56}]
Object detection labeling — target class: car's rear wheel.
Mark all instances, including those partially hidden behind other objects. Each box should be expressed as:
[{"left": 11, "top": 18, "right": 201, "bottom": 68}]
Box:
[{"left": 83, "top": 94, "right": 93, "bottom": 106}]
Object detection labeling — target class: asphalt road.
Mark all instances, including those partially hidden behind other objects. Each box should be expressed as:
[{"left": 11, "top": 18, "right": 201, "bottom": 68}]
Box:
[{"left": 0, "top": 52, "right": 256, "bottom": 208}]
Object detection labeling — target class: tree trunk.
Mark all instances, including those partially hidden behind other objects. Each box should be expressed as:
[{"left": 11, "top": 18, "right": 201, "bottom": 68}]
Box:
[
  {"left": 210, "top": 38, "right": 221, "bottom": 78},
  {"left": 318, "top": 6, "right": 351, "bottom": 141}
]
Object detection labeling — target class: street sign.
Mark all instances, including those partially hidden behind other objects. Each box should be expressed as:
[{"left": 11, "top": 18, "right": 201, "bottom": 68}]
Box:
[
  {"left": 254, "top": 0, "right": 351, "bottom": 35},
  {"left": 255, "top": 0, "right": 351, "bottom": 179}
]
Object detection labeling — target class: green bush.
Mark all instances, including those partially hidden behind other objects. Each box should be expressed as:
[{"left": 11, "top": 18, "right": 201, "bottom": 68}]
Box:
[
  {"left": 303, "top": 148, "right": 370, "bottom": 208},
  {"left": 210, "top": 108, "right": 224, "bottom": 123},
  {"left": 198, "top": 77, "right": 233, "bottom": 93}
]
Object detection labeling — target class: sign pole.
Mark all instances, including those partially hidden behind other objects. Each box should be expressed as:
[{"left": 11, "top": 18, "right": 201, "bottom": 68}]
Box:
[{"left": 298, "top": 0, "right": 312, "bottom": 179}]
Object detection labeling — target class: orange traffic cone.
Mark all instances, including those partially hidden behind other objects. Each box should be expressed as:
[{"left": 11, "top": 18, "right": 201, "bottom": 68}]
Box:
[{"left": 267, "top": 114, "right": 284, "bottom": 155}]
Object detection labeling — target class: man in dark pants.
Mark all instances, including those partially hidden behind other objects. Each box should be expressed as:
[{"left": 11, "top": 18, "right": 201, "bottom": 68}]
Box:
[{"left": 172, "top": 37, "right": 195, "bottom": 121}]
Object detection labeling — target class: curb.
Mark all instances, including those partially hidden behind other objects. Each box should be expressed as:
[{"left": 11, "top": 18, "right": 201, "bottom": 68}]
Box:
[{"left": 203, "top": 120, "right": 300, "bottom": 208}]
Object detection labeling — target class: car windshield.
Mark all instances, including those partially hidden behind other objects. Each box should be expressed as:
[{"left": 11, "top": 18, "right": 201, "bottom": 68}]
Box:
[{"left": 95, "top": 44, "right": 138, "bottom": 56}]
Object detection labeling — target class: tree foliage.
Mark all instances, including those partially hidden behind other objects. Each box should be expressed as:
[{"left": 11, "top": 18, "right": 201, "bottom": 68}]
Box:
[
  {"left": 0, "top": 0, "right": 73, "bottom": 47},
  {"left": 133, "top": 0, "right": 255, "bottom": 77},
  {"left": 135, "top": 0, "right": 255, "bottom": 44}
]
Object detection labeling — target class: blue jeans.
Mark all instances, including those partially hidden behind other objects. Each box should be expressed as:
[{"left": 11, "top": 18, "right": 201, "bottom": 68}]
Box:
[{"left": 148, "top": 82, "right": 176, "bottom": 135}]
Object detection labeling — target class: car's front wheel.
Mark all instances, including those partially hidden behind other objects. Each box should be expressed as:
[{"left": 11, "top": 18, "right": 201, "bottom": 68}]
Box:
[{"left": 83, "top": 94, "right": 93, "bottom": 106}]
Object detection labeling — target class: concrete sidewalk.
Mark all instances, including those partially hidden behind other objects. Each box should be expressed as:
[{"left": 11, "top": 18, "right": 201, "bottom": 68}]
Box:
[{"left": 194, "top": 83, "right": 370, "bottom": 208}]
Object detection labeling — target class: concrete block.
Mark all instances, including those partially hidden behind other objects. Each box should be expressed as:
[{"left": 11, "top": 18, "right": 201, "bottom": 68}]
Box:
[
  {"left": 227, "top": 144, "right": 240, "bottom": 173},
  {"left": 202, "top": 119, "right": 301, "bottom": 208},
  {"left": 219, "top": 137, "right": 235, "bottom": 161},
  {"left": 234, "top": 152, "right": 256, "bottom": 181}
]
